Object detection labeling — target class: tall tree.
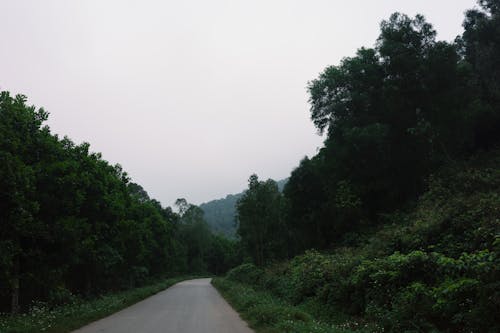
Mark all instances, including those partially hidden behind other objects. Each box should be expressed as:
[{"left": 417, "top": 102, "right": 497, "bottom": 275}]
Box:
[
  {"left": 461, "top": 0, "right": 500, "bottom": 148},
  {"left": 237, "top": 175, "right": 286, "bottom": 265},
  {"left": 0, "top": 92, "right": 47, "bottom": 313}
]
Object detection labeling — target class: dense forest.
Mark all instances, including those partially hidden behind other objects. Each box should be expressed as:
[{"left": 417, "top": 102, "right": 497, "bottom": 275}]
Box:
[
  {"left": 0, "top": 96, "right": 240, "bottom": 313},
  {"left": 223, "top": 1, "right": 500, "bottom": 332},
  {"left": 1, "top": 1, "right": 500, "bottom": 332}
]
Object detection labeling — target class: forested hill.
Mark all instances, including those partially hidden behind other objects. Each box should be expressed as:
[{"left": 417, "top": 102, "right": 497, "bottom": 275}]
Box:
[
  {"left": 200, "top": 178, "right": 287, "bottom": 237},
  {"left": 220, "top": 2, "right": 500, "bottom": 332},
  {"left": 0, "top": 93, "right": 241, "bottom": 314}
]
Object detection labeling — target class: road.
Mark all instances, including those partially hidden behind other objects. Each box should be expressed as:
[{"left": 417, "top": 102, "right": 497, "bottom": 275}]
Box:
[{"left": 72, "top": 278, "right": 254, "bottom": 333}]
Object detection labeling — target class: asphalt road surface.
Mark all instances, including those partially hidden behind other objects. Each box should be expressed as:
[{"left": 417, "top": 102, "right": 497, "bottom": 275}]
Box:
[{"left": 72, "top": 278, "right": 254, "bottom": 333}]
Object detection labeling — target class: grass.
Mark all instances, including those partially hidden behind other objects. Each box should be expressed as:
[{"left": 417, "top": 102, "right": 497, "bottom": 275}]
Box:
[
  {"left": 0, "top": 276, "right": 202, "bottom": 333},
  {"left": 212, "top": 277, "right": 378, "bottom": 333}
]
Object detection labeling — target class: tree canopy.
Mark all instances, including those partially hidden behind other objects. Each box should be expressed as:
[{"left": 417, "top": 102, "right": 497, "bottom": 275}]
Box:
[
  {"left": 236, "top": 1, "right": 500, "bottom": 260},
  {"left": 0, "top": 92, "right": 240, "bottom": 313}
]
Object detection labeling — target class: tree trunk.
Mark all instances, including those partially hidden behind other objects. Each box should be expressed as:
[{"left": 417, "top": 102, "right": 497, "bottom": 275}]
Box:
[
  {"left": 11, "top": 255, "right": 20, "bottom": 314},
  {"left": 85, "top": 270, "right": 92, "bottom": 297},
  {"left": 257, "top": 232, "right": 264, "bottom": 266}
]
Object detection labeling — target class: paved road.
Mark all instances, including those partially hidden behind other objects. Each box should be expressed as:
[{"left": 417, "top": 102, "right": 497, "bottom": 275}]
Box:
[{"left": 72, "top": 278, "right": 254, "bottom": 333}]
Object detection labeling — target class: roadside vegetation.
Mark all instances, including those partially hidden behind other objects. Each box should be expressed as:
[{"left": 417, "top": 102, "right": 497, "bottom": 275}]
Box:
[
  {"left": 215, "top": 148, "right": 499, "bottom": 332},
  {"left": 223, "top": 1, "right": 500, "bottom": 332},
  {"left": 213, "top": 278, "right": 378, "bottom": 333},
  {"left": 0, "top": 90, "right": 240, "bottom": 314},
  {"left": 2, "top": 0, "right": 499, "bottom": 332},
  {"left": 0, "top": 276, "right": 200, "bottom": 333}
]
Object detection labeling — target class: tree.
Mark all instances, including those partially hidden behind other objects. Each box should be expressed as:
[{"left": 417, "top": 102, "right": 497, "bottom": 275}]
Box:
[
  {"left": 175, "top": 200, "right": 212, "bottom": 272},
  {"left": 461, "top": 0, "right": 500, "bottom": 148},
  {"left": 285, "top": 10, "right": 497, "bottom": 253},
  {"left": 0, "top": 92, "right": 47, "bottom": 313},
  {"left": 206, "top": 234, "right": 241, "bottom": 275},
  {"left": 237, "top": 175, "right": 286, "bottom": 265}
]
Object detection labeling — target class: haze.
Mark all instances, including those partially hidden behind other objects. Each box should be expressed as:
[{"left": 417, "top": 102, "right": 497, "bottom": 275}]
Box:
[{"left": 0, "top": 0, "right": 476, "bottom": 206}]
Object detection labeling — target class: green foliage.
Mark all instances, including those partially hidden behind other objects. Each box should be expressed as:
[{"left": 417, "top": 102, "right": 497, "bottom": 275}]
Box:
[
  {"left": 200, "top": 193, "right": 242, "bottom": 237},
  {"left": 236, "top": 175, "right": 287, "bottom": 265},
  {"left": 361, "top": 151, "right": 500, "bottom": 260},
  {"left": 226, "top": 3, "right": 500, "bottom": 332},
  {"left": 225, "top": 249, "right": 499, "bottom": 332},
  {"left": 282, "top": 1, "right": 500, "bottom": 253},
  {"left": 200, "top": 179, "right": 287, "bottom": 238},
  {"left": 0, "top": 92, "right": 241, "bottom": 313},
  {"left": 2, "top": 1, "right": 500, "bottom": 331},
  {"left": 174, "top": 200, "right": 242, "bottom": 274},
  {"left": 225, "top": 147, "right": 500, "bottom": 332},
  {"left": 206, "top": 234, "right": 242, "bottom": 275},
  {"left": 0, "top": 276, "right": 196, "bottom": 333},
  {"left": 212, "top": 278, "right": 374, "bottom": 333},
  {"left": 287, "top": 250, "right": 337, "bottom": 304},
  {"left": 177, "top": 203, "right": 212, "bottom": 273},
  {"left": 226, "top": 263, "right": 264, "bottom": 286}
]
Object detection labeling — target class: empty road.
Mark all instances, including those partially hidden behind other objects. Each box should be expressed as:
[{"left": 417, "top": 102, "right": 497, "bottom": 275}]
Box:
[{"left": 72, "top": 278, "right": 254, "bottom": 333}]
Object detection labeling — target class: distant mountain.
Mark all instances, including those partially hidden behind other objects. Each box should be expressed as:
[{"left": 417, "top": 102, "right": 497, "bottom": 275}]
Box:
[
  {"left": 275, "top": 178, "right": 288, "bottom": 192},
  {"left": 200, "top": 178, "right": 287, "bottom": 237},
  {"left": 199, "top": 193, "right": 242, "bottom": 237}
]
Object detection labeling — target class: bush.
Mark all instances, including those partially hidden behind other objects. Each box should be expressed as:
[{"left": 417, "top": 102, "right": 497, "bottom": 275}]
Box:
[
  {"left": 221, "top": 150, "right": 500, "bottom": 332},
  {"left": 247, "top": 303, "right": 312, "bottom": 327},
  {"left": 387, "top": 282, "right": 437, "bottom": 332},
  {"left": 212, "top": 278, "right": 373, "bottom": 333},
  {"left": 225, "top": 263, "right": 263, "bottom": 286},
  {"left": 223, "top": 248, "right": 499, "bottom": 332},
  {"left": 287, "top": 250, "right": 333, "bottom": 303},
  {"left": 0, "top": 276, "right": 193, "bottom": 333},
  {"left": 48, "top": 286, "right": 78, "bottom": 307}
]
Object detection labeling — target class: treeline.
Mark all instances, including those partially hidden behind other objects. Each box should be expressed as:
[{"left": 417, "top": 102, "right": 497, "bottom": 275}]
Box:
[
  {"left": 233, "top": 1, "right": 499, "bottom": 331},
  {"left": 0, "top": 93, "right": 239, "bottom": 313},
  {"left": 200, "top": 178, "right": 287, "bottom": 238},
  {"left": 237, "top": 0, "right": 500, "bottom": 264},
  {"left": 230, "top": 151, "right": 499, "bottom": 332},
  {"left": 200, "top": 194, "right": 242, "bottom": 238}
]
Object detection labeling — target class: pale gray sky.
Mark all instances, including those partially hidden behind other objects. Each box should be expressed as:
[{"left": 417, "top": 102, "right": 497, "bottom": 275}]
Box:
[{"left": 0, "top": 0, "right": 477, "bottom": 206}]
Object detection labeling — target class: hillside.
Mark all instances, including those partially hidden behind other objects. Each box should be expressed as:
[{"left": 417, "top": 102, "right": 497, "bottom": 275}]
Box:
[
  {"left": 215, "top": 148, "right": 500, "bottom": 333},
  {"left": 200, "top": 179, "right": 287, "bottom": 237},
  {"left": 214, "top": 3, "right": 500, "bottom": 332}
]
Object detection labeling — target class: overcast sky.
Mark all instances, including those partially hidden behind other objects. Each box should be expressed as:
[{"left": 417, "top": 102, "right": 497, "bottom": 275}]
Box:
[{"left": 0, "top": 0, "right": 477, "bottom": 206}]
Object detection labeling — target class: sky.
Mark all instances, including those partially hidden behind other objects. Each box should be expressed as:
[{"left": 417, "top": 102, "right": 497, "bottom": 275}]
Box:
[{"left": 0, "top": 0, "right": 478, "bottom": 206}]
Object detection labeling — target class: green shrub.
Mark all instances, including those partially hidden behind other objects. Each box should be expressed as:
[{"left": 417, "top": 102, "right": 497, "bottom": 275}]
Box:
[
  {"left": 0, "top": 276, "right": 196, "bottom": 333},
  {"left": 247, "top": 303, "right": 312, "bottom": 327},
  {"left": 220, "top": 150, "right": 500, "bottom": 332},
  {"left": 380, "top": 282, "right": 437, "bottom": 332},
  {"left": 226, "top": 263, "right": 263, "bottom": 285},
  {"left": 287, "top": 250, "right": 333, "bottom": 303},
  {"left": 212, "top": 278, "right": 374, "bottom": 333},
  {"left": 259, "top": 263, "right": 291, "bottom": 299},
  {"left": 47, "top": 286, "right": 78, "bottom": 306}
]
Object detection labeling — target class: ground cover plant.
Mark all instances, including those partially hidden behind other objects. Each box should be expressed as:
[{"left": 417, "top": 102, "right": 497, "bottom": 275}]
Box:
[{"left": 0, "top": 276, "right": 202, "bottom": 333}]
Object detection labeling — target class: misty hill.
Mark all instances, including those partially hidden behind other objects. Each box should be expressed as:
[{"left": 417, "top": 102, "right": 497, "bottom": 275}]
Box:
[{"left": 200, "top": 178, "right": 287, "bottom": 237}]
